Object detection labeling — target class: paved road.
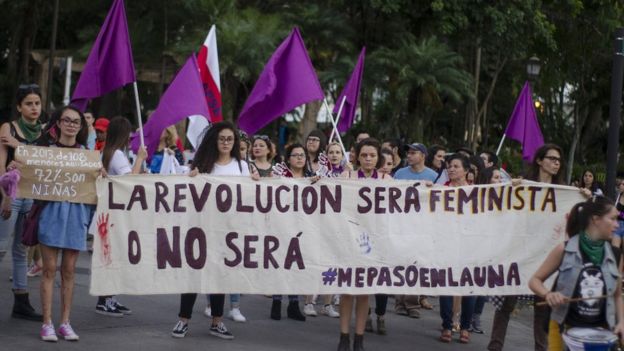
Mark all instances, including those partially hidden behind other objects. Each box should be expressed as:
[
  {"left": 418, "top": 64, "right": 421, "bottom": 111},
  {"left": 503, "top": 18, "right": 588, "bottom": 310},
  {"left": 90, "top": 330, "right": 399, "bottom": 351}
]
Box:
[{"left": 0, "top": 251, "right": 534, "bottom": 350}]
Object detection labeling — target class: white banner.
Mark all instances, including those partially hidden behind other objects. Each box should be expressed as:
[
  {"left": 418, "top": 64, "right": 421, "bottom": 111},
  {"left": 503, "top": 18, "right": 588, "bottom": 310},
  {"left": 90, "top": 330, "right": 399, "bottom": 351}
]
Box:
[{"left": 90, "top": 175, "right": 583, "bottom": 296}]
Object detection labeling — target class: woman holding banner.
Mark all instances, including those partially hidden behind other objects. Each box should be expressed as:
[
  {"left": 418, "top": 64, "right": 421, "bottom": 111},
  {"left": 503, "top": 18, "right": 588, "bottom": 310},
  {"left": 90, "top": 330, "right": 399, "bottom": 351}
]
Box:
[
  {"left": 438, "top": 153, "right": 477, "bottom": 344},
  {"left": 37, "top": 106, "right": 94, "bottom": 342},
  {"left": 338, "top": 138, "right": 391, "bottom": 351},
  {"left": 0, "top": 84, "right": 44, "bottom": 323},
  {"left": 529, "top": 195, "right": 624, "bottom": 349},
  {"left": 249, "top": 135, "right": 274, "bottom": 177},
  {"left": 95, "top": 116, "right": 147, "bottom": 317},
  {"left": 172, "top": 121, "right": 256, "bottom": 340},
  {"left": 270, "top": 142, "right": 311, "bottom": 322},
  {"left": 488, "top": 143, "right": 568, "bottom": 351}
]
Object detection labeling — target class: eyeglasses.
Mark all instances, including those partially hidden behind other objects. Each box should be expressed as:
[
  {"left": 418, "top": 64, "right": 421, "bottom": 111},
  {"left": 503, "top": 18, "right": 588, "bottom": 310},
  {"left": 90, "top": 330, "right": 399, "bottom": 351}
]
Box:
[
  {"left": 60, "top": 117, "right": 82, "bottom": 127},
  {"left": 543, "top": 156, "right": 561, "bottom": 163},
  {"left": 218, "top": 136, "right": 235, "bottom": 144},
  {"left": 289, "top": 153, "right": 306, "bottom": 158},
  {"left": 307, "top": 137, "right": 321, "bottom": 143}
]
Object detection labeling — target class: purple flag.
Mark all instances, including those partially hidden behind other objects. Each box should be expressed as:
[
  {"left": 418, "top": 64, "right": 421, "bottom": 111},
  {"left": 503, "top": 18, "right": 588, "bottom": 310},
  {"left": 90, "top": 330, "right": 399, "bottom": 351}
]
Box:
[
  {"left": 504, "top": 81, "right": 544, "bottom": 161},
  {"left": 237, "top": 28, "right": 324, "bottom": 134},
  {"left": 130, "top": 55, "right": 209, "bottom": 156},
  {"left": 71, "top": 0, "right": 136, "bottom": 111},
  {"left": 334, "top": 47, "right": 365, "bottom": 133}
]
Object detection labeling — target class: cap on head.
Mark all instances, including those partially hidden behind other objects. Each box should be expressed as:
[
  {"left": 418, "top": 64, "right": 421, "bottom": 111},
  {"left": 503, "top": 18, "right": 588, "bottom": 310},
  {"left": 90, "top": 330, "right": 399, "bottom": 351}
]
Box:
[{"left": 403, "top": 143, "right": 427, "bottom": 155}]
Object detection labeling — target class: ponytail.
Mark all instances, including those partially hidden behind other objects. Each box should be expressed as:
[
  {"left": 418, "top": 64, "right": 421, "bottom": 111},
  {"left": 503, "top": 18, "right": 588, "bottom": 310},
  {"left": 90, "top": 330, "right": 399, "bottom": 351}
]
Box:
[{"left": 566, "top": 196, "right": 614, "bottom": 237}]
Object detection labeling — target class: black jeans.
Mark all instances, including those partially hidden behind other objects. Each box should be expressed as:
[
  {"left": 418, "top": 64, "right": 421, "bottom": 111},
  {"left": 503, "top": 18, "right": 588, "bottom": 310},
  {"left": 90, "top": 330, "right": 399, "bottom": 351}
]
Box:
[
  {"left": 178, "top": 293, "right": 225, "bottom": 319},
  {"left": 374, "top": 294, "right": 388, "bottom": 316}
]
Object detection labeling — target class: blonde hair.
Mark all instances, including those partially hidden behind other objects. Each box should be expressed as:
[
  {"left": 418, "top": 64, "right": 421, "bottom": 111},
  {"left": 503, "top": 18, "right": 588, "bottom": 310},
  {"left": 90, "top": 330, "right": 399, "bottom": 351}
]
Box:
[
  {"left": 326, "top": 142, "right": 344, "bottom": 155},
  {"left": 162, "top": 126, "right": 178, "bottom": 147}
]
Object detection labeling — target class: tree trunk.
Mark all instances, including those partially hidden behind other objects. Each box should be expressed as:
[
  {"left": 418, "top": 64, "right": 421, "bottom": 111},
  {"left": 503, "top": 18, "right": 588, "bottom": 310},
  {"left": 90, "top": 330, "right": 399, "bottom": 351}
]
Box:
[
  {"left": 298, "top": 100, "right": 321, "bottom": 141},
  {"left": 567, "top": 104, "right": 589, "bottom": 183}
]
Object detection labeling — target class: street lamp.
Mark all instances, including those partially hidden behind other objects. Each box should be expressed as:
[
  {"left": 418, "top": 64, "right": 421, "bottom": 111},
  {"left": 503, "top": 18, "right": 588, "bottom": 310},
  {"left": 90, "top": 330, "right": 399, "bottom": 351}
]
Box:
[{"left": 526, "top": 56, "right": 541, "bottom": 81}]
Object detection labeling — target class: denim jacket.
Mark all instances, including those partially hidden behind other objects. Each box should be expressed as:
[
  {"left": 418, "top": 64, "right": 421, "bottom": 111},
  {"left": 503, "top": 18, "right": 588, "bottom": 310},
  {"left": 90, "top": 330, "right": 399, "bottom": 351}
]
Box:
[{"left": 551, "top": 235, "right": 620, "bottom": 328}]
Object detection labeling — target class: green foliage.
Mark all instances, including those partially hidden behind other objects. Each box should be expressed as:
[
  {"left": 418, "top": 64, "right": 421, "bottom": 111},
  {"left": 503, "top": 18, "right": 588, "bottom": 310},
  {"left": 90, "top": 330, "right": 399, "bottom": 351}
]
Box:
[{"left": 0, "top": 0, "right": 623, "bottom": 172}]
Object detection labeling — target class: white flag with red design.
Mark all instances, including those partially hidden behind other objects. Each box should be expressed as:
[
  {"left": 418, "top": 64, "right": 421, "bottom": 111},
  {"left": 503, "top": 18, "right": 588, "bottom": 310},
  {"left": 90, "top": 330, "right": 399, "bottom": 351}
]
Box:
[{"left": 187, "top": 25, "right": 222, "bottom": 149}]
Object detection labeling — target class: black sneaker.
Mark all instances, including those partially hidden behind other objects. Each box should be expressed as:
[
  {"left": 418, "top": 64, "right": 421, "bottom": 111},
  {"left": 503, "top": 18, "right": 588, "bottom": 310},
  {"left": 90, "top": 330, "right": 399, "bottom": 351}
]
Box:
[
  {"left": 111, "top": 297, "right": 132, "bottom": 315},
  {"left": 171, "top": 320, "right": 188, "bottom": 338},
  {"left": 209, "top": 322, "right": 234, "bottom": 340},
  {"left": 95, "top": 298, "right": 124, "bottom": 317}
]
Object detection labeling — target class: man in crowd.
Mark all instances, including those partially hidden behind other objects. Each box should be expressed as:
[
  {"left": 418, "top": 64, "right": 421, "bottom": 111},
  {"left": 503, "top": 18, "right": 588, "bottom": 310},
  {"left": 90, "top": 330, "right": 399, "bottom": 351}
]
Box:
[{"left": 392, "top": 142, "right": 438, "bottom": 317}]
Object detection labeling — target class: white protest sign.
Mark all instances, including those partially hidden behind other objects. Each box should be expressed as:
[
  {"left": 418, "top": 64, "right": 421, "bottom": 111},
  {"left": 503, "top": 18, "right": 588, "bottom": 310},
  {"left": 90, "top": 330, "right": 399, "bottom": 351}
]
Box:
[{"left": 90, "top": 175, "right": 582, "bottom": 296}]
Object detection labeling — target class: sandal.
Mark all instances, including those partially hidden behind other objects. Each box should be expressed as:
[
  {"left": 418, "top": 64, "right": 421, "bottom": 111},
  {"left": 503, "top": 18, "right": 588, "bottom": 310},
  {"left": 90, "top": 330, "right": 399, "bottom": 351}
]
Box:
[
  {"left": 439, "top": 329, "right": 452, "bottom": 343},
  {"left": 419, "top": 297, "right": 433, "bottom": 310},
  {"left": 459, "top": 330, "right": 470, "bottom": 344}
]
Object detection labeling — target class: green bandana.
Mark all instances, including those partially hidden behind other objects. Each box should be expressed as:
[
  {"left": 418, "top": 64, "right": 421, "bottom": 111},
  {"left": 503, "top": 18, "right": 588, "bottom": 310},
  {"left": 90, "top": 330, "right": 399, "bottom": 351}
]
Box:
[
  {"left": 17, "top": 117, "right": 41, "bottom": 143},
  {"left": 579, "top": 231, "right": 605, "bottom": 266}
]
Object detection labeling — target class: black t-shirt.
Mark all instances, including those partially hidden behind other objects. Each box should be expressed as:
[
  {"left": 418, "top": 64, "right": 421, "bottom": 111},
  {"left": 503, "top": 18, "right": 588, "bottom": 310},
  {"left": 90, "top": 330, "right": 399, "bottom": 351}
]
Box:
[{"left": 564, "top": 245, "right": 621, "bottom": 328}]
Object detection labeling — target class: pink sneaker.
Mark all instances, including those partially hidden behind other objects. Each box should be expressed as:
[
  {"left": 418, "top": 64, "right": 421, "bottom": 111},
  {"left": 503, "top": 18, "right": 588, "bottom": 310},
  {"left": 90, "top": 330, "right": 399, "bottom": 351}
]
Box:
[
  {"left": 40, "top": 323, "right": 58, "bottom": 342},
  {"left": 58, "top": 322, "right": 79, "bottom": 341},
  {"left": 27, "top": 263, "right": 42, "bottom": 277}
]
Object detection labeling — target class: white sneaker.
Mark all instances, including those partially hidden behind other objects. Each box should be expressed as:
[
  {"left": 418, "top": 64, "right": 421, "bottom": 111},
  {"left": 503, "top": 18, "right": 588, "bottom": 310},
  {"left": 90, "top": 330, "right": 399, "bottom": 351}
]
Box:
[
  {"left": 228, "top": 308, "right": 247, "bottom": 323},
  {"left": 203, "top": 307, "right": 211, "bottom": 318},
  {"left": 333, "top": 295, "right": 340, "bottom": 306},
  {"left": 321, "top": 304, "right": 340, "bottom": 318},
  {"left": 303, "top": 303, "right": 317, "bottom": 317}
]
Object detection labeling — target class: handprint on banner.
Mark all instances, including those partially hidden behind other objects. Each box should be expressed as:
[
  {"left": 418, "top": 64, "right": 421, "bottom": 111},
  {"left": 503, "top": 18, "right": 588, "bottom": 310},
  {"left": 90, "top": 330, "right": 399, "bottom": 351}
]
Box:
[
  {"left": 272, "top": 162, "right": 294, "bottom": 178},
  {"left": 97, "top": 213, "right": 113, "bottom": 266},
  {"left": 357, "top": 233, "right": 372, "bottom": 255}
]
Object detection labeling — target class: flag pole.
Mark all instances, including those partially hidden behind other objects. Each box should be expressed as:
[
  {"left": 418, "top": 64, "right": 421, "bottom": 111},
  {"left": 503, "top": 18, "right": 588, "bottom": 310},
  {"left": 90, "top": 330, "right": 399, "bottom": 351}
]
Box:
[
  {"left": 322, "top": 99, "right": 347, "bottom": 156},
  {"left": 328, "top": 96, "right": 347, "bottom": 143},
  {"left": 495, "top": 134, "right": 506, "bottom": 156},
  {"left": 132, "top": 82, "right": 145, "bottom": 148}
]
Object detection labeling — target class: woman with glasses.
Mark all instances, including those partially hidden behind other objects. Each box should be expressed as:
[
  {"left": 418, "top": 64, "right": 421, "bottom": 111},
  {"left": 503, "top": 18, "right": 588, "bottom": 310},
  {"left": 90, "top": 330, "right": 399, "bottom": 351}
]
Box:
[
  {"left": 488, "top": 144, "right": 567, "bottom": 351},
  {"left": 0, "top": 84, "right": 44, "bottom": 322},
  {"left": 249, "top": 135, "right": 274, "bottom": 177},
  {"left": 305, "top": 130, "right": 327, "bottom": 174},
  {"left": 37, "top": 106, "right": 93, "bottom": 341},
  {"left": 172, "top": 122, "right": 255, "bottom": 340},
  {"left": 337, "top": 138, "right": 391, "bottom": 351},
  {"left": 269, "top": 143, "right": 311, "bottom": 322}
]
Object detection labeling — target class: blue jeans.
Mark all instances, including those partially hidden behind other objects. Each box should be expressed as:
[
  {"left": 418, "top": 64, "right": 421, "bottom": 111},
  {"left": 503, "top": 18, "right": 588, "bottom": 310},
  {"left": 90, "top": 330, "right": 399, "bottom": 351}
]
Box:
[
  {"left": 0, "top": 198, "right": 33, "bottom": 290},
  {"left": 439, "top": 296, "right": 476, "bottom": 330}
]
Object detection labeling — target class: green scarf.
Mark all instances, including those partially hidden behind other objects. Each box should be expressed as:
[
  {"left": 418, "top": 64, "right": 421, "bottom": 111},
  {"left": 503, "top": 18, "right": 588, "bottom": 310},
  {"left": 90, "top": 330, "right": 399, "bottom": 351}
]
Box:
[
  {"left": 17, "top": 117, "right": 41, "bottom": 143},
  {"left": 579, "top": 231, "right": 605, "bottom": 266}
]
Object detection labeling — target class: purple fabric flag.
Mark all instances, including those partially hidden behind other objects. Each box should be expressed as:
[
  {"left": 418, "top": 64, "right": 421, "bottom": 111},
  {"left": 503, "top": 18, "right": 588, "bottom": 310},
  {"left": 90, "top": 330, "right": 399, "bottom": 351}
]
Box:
[
  {"left": 334, "top": 47, "right": 365, "bottom": 133},
  {"left": 71, "top": 0, "right": 136, "bottom": 111},
  {"left": 504, "top": 81, "right": 544, "bottom": 161},
  {"left": 130, "top": 55, "right": 209, "bottom": 156},
  {"left": 237, "top": 28, "right": 324, "bottom": 134}
]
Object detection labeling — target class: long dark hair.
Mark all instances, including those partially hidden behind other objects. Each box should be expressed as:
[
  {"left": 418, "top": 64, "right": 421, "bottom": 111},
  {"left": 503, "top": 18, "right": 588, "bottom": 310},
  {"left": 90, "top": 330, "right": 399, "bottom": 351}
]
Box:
[
  {"left": 526, "top": 143, "right": 565, "bottom": 184},
  {"left": 566, "top": 196, "right": 614, "bottom": 236},
  {"left": 192, "top": 121, "right": 242, "bottom": 173},
  {"left": 102, "top": 116, "right": 132, "bottom": 171},
  {"left": 425, "top": 144, "right": 445, "bottom": 170},
  {"left": 15, "top": 84, "right": 43, "bottom": 122},
  {"left": 306, "top": 129, "right": 327, "bottom": 164},
  {"left": 580, "top": 169, "right": 603, "bottom": 193},
  {"left": 476, "top": 166, "right": 497, "bottom": 185},
  {"left": 42, "top": 105, "right": 88, "bottom": 147}
]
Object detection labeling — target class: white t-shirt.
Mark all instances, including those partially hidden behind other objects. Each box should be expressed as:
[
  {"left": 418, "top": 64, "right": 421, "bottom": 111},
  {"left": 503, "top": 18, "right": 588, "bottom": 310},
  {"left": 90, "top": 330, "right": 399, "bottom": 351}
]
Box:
[
  {"left": 211, "top": 159, "right": 250, "bottom": 176},
  {"left": 108, "top": 150, "right": 132, "bottom": 176}
]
